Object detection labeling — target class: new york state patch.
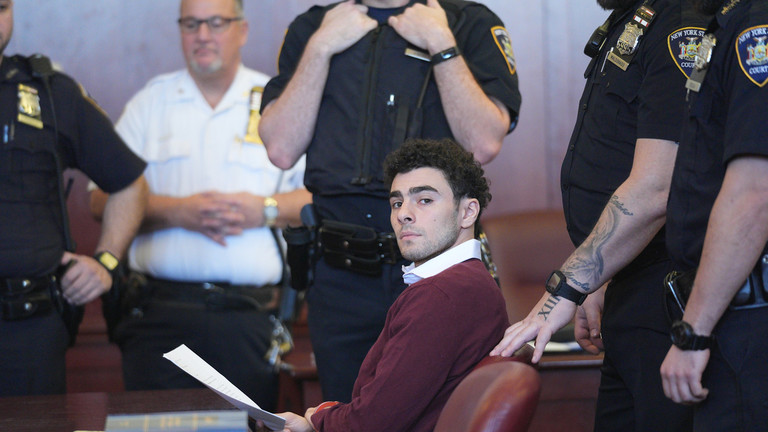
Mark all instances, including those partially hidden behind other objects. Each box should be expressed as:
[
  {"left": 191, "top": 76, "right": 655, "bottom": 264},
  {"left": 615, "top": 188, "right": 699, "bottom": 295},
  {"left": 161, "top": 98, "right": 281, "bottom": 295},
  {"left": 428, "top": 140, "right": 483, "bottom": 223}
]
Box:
[
  {"left": 737, "top": 25, "right": 768, "bottom": 87},
  {"left": 667, "top": 27, "right": 706, "bottom": 78},
  {"left": 491, "top": 26, "right": 516, "bottom": 75}
]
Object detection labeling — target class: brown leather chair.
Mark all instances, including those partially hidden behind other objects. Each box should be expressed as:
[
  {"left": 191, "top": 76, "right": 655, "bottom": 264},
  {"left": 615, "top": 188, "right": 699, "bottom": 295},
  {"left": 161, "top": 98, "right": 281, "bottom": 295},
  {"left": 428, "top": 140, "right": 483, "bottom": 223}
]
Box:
[
  {"left": 433, "top": 355, "right": 541, "bottom": 432},
  {"left": 481, "top": 210, "right": 575, "bottom": 323}
]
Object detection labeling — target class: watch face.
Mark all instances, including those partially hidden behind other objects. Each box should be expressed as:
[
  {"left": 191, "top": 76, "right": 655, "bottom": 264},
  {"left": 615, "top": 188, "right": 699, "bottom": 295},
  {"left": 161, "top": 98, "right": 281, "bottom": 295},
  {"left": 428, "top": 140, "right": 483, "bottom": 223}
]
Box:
[
  {"left": 546, "top": 270, "right": 564, "bottom": 294},
  {"left": 264, "top": 205, "right": 278, "bottom": 219},
  {"left": 671, "top": 321, "right": 692, "bottom": 348}
]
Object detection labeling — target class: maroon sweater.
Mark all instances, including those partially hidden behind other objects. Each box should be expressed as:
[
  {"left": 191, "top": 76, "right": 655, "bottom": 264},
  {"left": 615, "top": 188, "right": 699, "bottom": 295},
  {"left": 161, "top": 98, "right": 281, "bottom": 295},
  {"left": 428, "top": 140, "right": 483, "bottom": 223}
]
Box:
[{"left": 312, "top": 258, "right": 509, "bottom": 431}]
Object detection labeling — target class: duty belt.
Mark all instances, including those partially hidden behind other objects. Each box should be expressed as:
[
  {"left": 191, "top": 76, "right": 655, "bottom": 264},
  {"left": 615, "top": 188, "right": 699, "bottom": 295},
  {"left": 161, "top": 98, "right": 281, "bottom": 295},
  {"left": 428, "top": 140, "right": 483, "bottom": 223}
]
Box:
[
  {"left": 665, "top": 254, "right": 768, "bottom": 318},
  {"left": 143, "top": 276, "right": 280, "bottom": 312},
  {"left": 0, "top": 275, "right": 56, "bottom": 320},
  {"left": 319, "top": 220, "right": 401, "bottom": 277}
]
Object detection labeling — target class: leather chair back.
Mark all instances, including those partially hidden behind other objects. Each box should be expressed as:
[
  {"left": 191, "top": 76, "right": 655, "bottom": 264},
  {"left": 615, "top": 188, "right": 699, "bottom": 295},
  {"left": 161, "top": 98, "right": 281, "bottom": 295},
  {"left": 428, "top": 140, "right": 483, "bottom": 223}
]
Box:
[{"left": 434, "top": 358, "right": 541, "bottom": 432}]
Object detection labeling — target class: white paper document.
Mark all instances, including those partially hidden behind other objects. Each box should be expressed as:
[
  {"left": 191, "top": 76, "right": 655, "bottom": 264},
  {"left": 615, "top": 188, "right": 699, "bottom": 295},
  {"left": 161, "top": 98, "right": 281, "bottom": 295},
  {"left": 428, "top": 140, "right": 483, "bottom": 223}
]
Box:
[{"left": 163, "top": 344, "right": 286, "bottom": 431}]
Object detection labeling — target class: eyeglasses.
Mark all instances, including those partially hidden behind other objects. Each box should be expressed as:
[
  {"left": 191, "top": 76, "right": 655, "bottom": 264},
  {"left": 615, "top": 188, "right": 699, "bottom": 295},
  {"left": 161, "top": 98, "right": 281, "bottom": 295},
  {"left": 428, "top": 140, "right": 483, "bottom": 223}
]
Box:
[{"left": 177, "top": 15, "right": 243, "bottom": 34}]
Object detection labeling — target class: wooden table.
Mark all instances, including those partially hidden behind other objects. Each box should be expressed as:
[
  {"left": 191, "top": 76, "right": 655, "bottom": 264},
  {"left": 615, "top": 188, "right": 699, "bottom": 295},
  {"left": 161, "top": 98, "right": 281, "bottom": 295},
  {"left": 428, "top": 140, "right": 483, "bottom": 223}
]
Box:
[{"left": 0, "top": 388, "right": 236, "bottom": 432}]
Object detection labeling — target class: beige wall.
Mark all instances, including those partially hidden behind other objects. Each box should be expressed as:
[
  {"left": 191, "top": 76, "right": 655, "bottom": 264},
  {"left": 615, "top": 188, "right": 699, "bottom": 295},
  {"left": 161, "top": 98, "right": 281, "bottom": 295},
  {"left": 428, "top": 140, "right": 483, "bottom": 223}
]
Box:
[{"left": 7, "top": 0, "right": 607, "bottom": 252}]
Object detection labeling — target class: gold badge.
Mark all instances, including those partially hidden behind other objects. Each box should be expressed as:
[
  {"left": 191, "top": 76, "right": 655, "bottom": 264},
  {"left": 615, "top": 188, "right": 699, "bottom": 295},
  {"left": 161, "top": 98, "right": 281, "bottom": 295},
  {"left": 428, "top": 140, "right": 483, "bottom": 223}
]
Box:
[
  {"left": 245, "top": 86, "right": 264, "bottom": 144},
  {"left": 18, "top": 83, "right": 43, "bottom": 129}
]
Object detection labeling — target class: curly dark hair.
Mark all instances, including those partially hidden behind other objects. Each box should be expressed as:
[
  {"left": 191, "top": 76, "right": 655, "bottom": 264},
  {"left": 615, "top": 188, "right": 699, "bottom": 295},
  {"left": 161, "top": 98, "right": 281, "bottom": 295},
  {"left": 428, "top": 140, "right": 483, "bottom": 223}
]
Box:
[{"left": 383, "top": 138, "right": 492, "bottom": 214}]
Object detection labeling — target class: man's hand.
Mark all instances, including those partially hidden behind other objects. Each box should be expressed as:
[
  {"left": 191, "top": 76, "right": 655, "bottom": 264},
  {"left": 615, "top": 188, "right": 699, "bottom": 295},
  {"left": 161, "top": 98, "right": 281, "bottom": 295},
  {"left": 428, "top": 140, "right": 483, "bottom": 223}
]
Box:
[
  {"left": 490, "top": 292, "right": 578, "bottom": 363},
  {"left": 175, "top": 192, "right": 246, "bottom": 245},
  {"left": 574, "top": 284, "right": 605, "bottom": 354},
  {"left": 271, "top": 412, "right": 313, "bottom": 432},
  {"left": 388, "top": 0, "right": 454, "bottom": 54},
  {"left": 661, "top": 345, "right": 710, "bottom": 404},
  {"left": 59, "top": 251, "right": 112, "bottom": 305},
  {"left": 309, "top": 0, "right": 377, "bottom": 57},
  {"left": 213, "top": 192, "right": 267, "bottom": 230}
]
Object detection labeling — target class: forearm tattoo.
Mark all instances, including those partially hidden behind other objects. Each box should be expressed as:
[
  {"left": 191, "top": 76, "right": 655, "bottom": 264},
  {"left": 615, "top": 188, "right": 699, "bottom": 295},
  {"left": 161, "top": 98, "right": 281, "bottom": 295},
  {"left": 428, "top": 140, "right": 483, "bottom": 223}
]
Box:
[
  {"left": 537, "top": 295, "right": 561, "bottom": 321},
  {"left": 563, "top": 195, "right": 633, "bottom": 292}
]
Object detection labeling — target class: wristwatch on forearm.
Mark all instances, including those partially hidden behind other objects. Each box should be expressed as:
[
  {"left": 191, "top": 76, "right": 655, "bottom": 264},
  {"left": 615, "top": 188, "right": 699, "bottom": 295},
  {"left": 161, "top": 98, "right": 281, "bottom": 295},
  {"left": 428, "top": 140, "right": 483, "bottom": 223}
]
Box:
[
  {"left": 545, "top": 270, "right": 588, "bottom": 305},
  {"left": 670, "top": 320, "right": 714, "bottom": 350},
  {"left": 263, "top": 196, "right": 279, "bottom": 228},
  {"left": 94, "top": 250, "right": 122, "bottom": 285}
]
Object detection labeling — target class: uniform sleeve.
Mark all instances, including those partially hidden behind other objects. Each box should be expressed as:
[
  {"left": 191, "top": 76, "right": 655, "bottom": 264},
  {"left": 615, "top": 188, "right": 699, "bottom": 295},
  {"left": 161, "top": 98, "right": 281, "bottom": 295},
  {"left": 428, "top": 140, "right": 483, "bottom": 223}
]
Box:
[
  {"left": 311, "top": 284, "right": 466, "bottom": 432},
  {"left": 453, "top": 4, "right": 521, "bottom": 131},
  {"left": 635, "top": 10, "right": 690, "bottom": 141},
  {"left": 723, "top": 22, "right": 768, "bottom": 162},
  {"left": 261, "top": 10, "right": 324, "bottom": 113},
  {"left": 59, "top": 75, "right": 146, "bottom": 193}
]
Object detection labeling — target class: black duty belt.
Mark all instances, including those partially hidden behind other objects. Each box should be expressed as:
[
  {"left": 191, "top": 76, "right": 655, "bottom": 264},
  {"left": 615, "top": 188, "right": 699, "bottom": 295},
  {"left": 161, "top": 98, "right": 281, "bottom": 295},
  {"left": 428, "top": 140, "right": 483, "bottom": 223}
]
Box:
[
  {"left": 143, "top": 275, "right": 279, "bottom": 312},
  {"left": 665, "top": 255, "right": 768, "bottom": 321},
  {"left": 0, "top": 275, "right": 57, "bottom": 320},
  {"left": 318, "top": 220, "right": 402, "bottom": 277}
]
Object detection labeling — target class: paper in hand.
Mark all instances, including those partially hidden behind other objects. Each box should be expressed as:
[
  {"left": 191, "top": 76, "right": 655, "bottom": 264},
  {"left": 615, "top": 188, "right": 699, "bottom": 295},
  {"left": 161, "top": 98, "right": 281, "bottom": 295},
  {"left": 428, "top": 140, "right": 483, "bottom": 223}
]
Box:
[{"left": 163, "top": 344, "right": 286, "bottom": 431}]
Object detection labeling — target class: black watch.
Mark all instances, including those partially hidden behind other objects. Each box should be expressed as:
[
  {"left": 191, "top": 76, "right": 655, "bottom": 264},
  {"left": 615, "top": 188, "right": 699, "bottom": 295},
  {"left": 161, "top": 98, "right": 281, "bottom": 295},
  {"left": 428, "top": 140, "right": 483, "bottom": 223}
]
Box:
[
  {"left": 545, "top": 270, "right": 588, "bottom": 305},
  {"left": 670, "top": 320, "right": 714, "bottom": 350},
  {"left": 431, "top": 46, "right": 461, "bottom": 65}
]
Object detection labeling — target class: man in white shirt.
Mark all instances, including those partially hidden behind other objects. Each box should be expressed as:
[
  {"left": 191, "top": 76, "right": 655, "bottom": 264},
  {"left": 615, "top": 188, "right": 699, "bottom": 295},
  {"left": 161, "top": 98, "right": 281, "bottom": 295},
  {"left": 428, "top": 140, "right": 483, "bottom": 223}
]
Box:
[
  {"left": 90, "top": 0, "right": 310, "bottom": 410},
  {"left": 276, "top": 138, "right": 508, "bottom": 432}
]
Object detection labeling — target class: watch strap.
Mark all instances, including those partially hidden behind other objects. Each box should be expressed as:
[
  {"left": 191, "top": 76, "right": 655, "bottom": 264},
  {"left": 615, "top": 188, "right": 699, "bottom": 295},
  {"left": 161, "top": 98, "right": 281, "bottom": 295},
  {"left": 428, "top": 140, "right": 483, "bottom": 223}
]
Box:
[
  {"left": 546, "top": 270, "right": 588, "bottom": 305},
  {"left": 671, "top": 320, "right": 715, "bottom": 350},
  {"left": 94, "top": 250, "right": 123, "bottom": 285},
  {"left": 431, "top": 46, "right": 461, "bottom": 65},
  {"left": 555, "top": 281, "right": 588, "bottom": 305}
]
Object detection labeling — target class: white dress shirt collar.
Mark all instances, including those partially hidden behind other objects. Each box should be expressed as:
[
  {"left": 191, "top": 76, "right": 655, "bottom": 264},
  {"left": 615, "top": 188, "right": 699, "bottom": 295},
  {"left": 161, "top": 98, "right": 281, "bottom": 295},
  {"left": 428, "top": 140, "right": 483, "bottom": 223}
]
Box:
[{"left": 401, "top": 239, "right": 482, "bottom": 285}]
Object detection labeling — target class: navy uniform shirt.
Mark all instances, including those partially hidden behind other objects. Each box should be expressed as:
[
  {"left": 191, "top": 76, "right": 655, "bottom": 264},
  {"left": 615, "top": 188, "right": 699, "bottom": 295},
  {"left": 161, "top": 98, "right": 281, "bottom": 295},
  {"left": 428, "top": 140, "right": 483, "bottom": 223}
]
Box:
[
  {"left": 561, "top": 0, "right": 702, "bottom": 248},
  {"left": 667, "top": 0, "right": 768, "bottom": 269},
  {"left": 0, "top": 55, "right": 146, "bottom": 277},
  {"left": 262, "top": 0, "right": 521, "bottom": 232}
]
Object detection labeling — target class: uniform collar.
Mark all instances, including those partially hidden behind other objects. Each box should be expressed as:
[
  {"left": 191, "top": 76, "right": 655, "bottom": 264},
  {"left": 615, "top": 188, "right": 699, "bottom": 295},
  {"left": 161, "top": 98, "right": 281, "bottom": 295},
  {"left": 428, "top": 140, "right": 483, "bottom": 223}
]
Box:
[
  {"left": 715, "top": 0, "right": 745, "bottom": 29},
  {"left": 1, "top": 55, "right": 32, "bottom": 84},
  {"left": 176, "top": 64, "right": 247, "bottom": 110},
  {"left": 401, "top": 239, "right": 482, "bottom": 285}
]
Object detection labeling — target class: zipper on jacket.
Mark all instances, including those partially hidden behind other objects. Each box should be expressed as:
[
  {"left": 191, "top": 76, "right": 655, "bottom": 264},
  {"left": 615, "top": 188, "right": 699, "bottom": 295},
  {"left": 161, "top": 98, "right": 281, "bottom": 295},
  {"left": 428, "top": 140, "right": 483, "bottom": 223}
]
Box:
[{"left": 351, "top": 25, "right": 383, "bottom": 186}]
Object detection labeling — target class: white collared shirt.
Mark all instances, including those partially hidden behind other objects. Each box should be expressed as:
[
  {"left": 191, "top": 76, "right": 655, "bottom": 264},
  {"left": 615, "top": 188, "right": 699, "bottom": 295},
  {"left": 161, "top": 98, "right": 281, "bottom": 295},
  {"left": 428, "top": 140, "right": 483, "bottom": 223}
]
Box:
[
  {"left": 115, "top": 65, "right": 306, "bottom": 284},
  {"left": 401, "top": 239, "right": 482, "bottom": 285}
]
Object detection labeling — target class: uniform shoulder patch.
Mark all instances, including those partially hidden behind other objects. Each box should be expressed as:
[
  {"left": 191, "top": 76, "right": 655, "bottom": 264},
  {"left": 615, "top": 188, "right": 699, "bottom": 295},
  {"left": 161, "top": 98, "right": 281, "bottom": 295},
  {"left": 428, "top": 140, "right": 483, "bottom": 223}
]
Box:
[
  {"left": 77, "top": 82, "right": 110, "bottom": 118},
  {"left": 490, "top": 26, "right": 516, "bottom": 75},
  {"left": 667, "top": 27, "right": 706, "bottom": 79},
  {"left": 736, "top": 25, "right": 768, "bottom": 87}
]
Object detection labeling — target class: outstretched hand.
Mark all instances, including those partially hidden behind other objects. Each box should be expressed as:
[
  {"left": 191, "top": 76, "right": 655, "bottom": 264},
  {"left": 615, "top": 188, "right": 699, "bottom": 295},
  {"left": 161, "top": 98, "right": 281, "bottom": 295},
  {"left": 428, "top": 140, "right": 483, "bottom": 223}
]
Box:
[{"left": 490, "top": 292, "right": 577, "bottom": 363}]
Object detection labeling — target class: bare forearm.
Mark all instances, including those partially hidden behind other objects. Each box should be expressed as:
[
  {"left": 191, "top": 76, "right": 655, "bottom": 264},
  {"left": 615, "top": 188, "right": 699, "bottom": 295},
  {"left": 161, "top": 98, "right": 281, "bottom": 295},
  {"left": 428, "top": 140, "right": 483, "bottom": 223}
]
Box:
[
  {"left": 562, "top": 138, "right": 677, "bottom": 292},
  {"left": 562, "top": 191, "right": 666, "bottom": 292},
  {"left": 141, "top": 194, "right": 189, "bottom": 233},
  {"left": 95, "top": 176, "right": 148, "bottom": 258},
  {"left": 259, "top": 39, "right": 334, "bottom": 169},
  {"left": 433, "top": 58, "right": 510, "bottom": 164},
  {"left": 684, "top": 157, "right": 768, "bottom": 335},
  {"left": 272, "top": 188, "right": 313, "bottom": 228}
]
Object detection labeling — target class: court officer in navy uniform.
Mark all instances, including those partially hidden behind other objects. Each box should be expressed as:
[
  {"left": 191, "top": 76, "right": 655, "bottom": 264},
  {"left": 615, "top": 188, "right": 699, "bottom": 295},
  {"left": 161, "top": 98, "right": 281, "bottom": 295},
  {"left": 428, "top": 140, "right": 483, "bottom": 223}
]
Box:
[
  {"left": 259, "top": 0, "right": 521, "bottom": 402},
  {"left": 661, "top": 0, "right": 768, "bottom": 430},
  {"left": 0, "top": 0, "right": 148, "bottom": 396},
  {"left": 492, "top": 1, "right": 710, "bottom": 430}
]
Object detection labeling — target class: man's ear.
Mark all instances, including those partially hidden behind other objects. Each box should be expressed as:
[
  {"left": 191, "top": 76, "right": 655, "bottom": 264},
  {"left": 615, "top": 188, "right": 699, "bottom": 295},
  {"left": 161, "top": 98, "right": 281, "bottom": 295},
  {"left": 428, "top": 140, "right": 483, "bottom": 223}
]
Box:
[{"left": 459, "top": 198, "right": 480, "bottom": 229}]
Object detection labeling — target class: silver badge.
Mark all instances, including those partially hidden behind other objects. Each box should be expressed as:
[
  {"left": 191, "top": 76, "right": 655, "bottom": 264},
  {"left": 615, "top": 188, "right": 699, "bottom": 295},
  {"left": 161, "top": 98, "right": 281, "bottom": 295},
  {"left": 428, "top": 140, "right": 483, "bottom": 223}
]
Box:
[
  {"left": 617, "top": 22, "right": 644, "bottom": 56},
  {"left": 694, "top": 34, "right": 717, "bottom": 71}
]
